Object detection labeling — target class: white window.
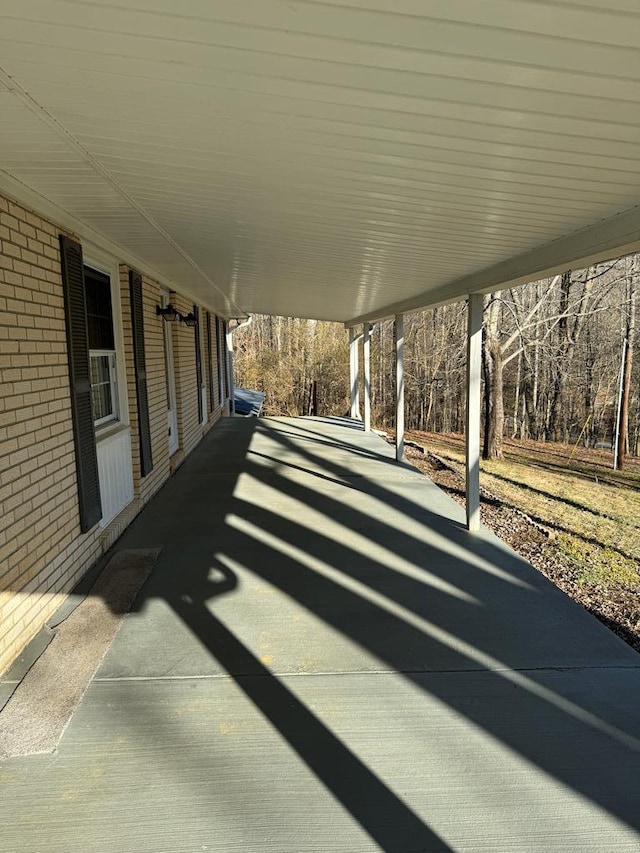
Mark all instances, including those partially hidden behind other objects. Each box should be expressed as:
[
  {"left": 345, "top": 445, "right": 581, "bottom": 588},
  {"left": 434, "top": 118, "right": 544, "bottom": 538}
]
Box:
[
  {"left": 90, "top": 351, "right": 118, "bottom": 426},
  {"left": 85, "top": 266, "right": 119, "bottom": 428}
]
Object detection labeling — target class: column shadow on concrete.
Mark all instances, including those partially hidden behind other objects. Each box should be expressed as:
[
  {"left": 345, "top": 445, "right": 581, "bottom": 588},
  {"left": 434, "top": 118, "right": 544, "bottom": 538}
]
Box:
[
  {"left": 121, "top": 417, "right": 640, "bottom": 841},
  {"left": 8, "top": 416, "right": 638, "bottom": 851}
]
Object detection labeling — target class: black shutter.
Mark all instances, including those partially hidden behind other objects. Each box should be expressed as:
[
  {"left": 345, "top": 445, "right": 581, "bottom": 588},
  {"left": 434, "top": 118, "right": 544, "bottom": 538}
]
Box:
[
  {"left": 206, "top": 311, "right": 214, "bottom": 413},
  {"left": 194, "top": 305, "right": 203, "bottom": 422},
  {"left": 59, "top": 234, "right": 102, "bottom": 533},
  {"left": 129, "top": 270, "right": 153, "bottom": 477}
]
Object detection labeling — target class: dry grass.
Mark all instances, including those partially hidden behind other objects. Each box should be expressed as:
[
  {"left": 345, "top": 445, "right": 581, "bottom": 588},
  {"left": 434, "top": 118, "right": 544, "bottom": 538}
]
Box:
[
  {"left": 413, "top": 435, "right": 639, "bottom": 566},
  {"left": 405, "top": 431, "right": 640, "bottom": 622}
]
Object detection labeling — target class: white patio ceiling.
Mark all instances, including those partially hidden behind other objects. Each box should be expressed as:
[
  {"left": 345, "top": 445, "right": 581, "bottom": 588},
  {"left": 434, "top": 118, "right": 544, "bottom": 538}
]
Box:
[{"left": 1, "top": 0, "right": 640, "bottom": 322}]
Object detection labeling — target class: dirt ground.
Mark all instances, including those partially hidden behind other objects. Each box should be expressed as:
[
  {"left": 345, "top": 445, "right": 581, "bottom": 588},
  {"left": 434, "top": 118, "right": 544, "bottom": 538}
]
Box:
[{"left": 396, "top": 432, "right": 640, "bottom": 654}]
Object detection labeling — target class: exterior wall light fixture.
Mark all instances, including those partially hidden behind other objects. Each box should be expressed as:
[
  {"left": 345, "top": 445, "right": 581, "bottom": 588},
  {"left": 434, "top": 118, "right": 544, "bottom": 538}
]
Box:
[
  {"left": 156, "top": 303, "right": 181, "bottom": 322},
  {"left": 181, "top": 312, "right": 197, "bottom": 328}
]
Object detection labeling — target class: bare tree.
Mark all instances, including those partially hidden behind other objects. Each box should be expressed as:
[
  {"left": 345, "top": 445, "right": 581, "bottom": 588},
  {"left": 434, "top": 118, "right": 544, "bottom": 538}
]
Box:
[
  {"left": 617, "top": 257, "right": 637, "bottom": 468},
  {"left": 235, "top": 255, "right": 638, "bottom": 457}
]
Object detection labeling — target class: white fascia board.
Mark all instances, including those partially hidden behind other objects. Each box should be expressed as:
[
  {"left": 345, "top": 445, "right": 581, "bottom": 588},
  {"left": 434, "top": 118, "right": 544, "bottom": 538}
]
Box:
[
  {"left": 345, "top": 203, "right": 640, "bottom": 327},
  {"left": 0, "top": 170, "right": 233, "bottom": 320}
]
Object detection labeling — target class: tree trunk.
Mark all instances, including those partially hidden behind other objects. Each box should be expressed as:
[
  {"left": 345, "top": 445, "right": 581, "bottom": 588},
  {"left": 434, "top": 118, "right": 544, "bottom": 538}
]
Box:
[
  {"left": 522, "top": 366, "right": 538, "bottom": 440},
  {"left": 617, "top": 268, "right": 636, "bottom": 469},
  {"left": 547, "top": 272, "right": 571, "bottom": 441},
  {"left": 487, "top": 336, "right": 504, "bottom": 458},
  {"left": 483, "top": 293, "right": 504, "bottom": 459},
  {"left": 546, "top": 269, "right": 594, "bottom": 442},
  {"left": 512, "top": 348, "right": 522, "bottom": 438}
]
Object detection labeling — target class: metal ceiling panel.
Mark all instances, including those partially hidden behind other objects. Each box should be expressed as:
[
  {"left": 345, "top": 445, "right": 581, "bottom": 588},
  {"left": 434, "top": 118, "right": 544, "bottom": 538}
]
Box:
[{"left": 1, "top": 0, "right": 639, "bottom": 320}]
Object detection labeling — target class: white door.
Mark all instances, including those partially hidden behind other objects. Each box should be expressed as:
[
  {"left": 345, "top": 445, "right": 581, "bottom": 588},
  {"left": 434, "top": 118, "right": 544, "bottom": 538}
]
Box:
[{"left": 162, "top": 293, "right": 179, "bottom": 454}]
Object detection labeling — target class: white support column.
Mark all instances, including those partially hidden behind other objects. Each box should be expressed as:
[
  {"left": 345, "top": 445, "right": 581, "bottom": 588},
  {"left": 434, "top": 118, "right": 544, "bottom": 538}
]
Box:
[
  {"left": 363, "top": 323, "right": 371, "bottom": 432},
  {"left": 349, "top": 327, "right": 360, "bottom": 419},
  {"left": 226, "top": 324, "right": 235, "bottom": 416},
  {"left": 395, "top": 313, "right": 404, "bottom": 461},
  {"left": 466, "top": 294, "right": 483, "bottom": 532}
]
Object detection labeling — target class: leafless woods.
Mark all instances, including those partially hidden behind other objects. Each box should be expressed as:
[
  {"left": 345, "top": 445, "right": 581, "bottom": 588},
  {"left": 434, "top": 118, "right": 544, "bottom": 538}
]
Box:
[{"left": 234, "top": 257, "right": 638, "bottom": 464}]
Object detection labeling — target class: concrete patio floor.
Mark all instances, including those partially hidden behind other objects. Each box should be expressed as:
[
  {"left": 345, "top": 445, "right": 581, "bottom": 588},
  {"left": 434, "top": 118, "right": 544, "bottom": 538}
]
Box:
[{"left": 1, "top": 416, "right": 639, "bottom": 852}]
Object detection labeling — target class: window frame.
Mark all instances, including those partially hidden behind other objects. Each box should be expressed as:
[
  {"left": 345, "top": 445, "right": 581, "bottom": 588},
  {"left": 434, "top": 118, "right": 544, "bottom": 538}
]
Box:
[
  {"left": 90, "top": 349, "right": 119, "bottom": 427},
  {"left": 82, "top": 248, "right": 129, "bottom": 435}
]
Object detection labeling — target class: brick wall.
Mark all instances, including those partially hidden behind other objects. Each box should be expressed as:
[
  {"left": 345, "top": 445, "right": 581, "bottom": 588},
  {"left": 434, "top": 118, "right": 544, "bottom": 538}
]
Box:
[
  {"left": 0, "top": 192, "right": 230, "bottom": 675},
  {"left": 171, "top": 293, "right": 201, "bottom": 459},
  {"left": 0, "top": 197, "right": 106, "bottom": 672}
]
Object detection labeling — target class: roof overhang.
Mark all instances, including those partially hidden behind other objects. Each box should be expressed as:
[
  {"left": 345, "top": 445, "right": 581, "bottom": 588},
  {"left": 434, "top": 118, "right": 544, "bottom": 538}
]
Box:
[
  {"left": 347, "top": 202, "right": 640, "bottom": 325},
  {"left": 1, "top": 1, "right": 639, "bottom": 322}
]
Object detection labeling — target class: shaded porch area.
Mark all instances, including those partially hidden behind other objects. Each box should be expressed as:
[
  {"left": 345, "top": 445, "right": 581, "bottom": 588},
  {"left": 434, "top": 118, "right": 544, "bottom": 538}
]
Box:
[{"left": 2, "top": 416, "right": 639, "bottom": 851}]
